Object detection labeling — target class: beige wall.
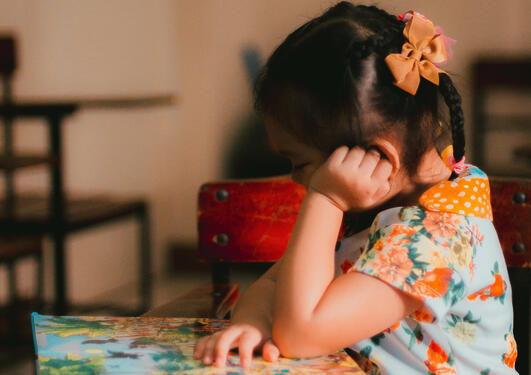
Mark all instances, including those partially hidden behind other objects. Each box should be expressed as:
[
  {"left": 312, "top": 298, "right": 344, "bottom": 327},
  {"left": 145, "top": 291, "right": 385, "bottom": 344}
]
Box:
[
  {"left": 0, "top": 1, "right": 529, "bottom": 305},
  {"left": 0, "top": 0, "right": 180, "bottom": 303}
]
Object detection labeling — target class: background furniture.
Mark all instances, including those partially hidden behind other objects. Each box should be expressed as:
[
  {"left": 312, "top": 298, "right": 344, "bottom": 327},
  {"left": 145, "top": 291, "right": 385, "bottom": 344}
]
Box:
[
  {"left": 472, "top": 58, "right": 531, "bottom": 177},
  {"left": 0, "top": 237, "right": 43, "bottom": 366},
  {"left": 490, "top": 178, "right": 531, "bottom": 375},
  {"left": 0, "top": 236, "right": 43, "bottom": 304},
  {"left": 0, "top": 35, "right": 172, "bottom": 315},
  {"left": 197, "top": 177, "right": 305, "bottom": 285}
]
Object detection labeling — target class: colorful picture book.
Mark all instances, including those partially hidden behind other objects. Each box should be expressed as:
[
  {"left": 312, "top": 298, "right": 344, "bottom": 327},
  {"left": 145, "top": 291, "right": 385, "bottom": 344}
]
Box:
[{"left": 32, "top": 313, "right": 363, "bottom": 374}]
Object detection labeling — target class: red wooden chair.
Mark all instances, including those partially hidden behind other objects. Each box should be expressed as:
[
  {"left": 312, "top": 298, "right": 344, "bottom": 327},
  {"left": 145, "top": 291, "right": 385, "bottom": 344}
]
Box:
[
  {"left": 489, "top": 178, "right": 531, "bottom": 375},
  {"left": 144, "top": 176, "right": 303, "bottom": 318},
  {"left": 145, "top": 176, "right": 530, "bottom": 373}
]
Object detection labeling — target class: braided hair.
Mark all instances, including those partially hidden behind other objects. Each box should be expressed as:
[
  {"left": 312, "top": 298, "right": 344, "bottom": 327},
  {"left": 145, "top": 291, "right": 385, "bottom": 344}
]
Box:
[{"left": 255, "top": 1, "right": 465, "bottom": 177}]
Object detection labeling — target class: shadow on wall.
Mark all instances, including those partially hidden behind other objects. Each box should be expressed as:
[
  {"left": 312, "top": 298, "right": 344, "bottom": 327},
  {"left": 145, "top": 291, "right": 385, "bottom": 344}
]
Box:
[
  {"left": 223, "top": 112, "right": 291, "bottom": 179},
  {"left": 222, "top": 45, "right": 291, "bottom": 179}
]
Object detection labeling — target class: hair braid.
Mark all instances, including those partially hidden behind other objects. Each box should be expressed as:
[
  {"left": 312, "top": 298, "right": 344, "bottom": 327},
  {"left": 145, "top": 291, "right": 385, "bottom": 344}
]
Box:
[
  {"left": 438, "top": 73, "right": 465, "bottom": 175},
  {"left": 346, "top": 5, "right": 405, "bottom": 61},
  {"left": 347, "top": 30, "right": 399, "bottom": 60}
]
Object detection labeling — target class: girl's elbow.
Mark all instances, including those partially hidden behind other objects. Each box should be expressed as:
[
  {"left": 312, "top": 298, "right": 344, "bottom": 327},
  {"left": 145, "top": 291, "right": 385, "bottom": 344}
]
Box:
[{"left": 272, "top": 321, "right": 314, "bottom": 358}]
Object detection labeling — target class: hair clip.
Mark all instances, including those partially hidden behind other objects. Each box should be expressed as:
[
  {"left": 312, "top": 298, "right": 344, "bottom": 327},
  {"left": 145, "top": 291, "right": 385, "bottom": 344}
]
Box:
[{"left": 385, "top": 11, "right": 449, "bottom": 95}]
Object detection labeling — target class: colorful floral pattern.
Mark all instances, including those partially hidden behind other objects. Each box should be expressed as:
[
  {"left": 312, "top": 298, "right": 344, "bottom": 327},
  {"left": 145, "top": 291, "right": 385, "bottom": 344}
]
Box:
[
  {"left": 503, "top": 330, "right": 517, "bottom": 369},
  {"left": 335, "top": 165, "right": 518, "bottom": 374},
  {"left": 424, "top": 340, "right": 457, "bottom": 374},
  {"left": 467, "top": 261, "right": 506, "bottom": 303},
  {"left": 446, "top": 311, "right": 480, "bottom": 344}
]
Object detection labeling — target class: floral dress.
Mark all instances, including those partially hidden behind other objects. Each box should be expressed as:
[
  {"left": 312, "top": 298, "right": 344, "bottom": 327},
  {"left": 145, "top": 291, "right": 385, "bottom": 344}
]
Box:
[{"left": 335, "top": 165, "right": 518, "bottom": 375}]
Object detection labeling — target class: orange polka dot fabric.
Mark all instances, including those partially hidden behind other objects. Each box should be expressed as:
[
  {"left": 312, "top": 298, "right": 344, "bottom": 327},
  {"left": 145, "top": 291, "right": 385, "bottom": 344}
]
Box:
[{"left": 419, "top": 164, "right": 493, "bottom": 220}]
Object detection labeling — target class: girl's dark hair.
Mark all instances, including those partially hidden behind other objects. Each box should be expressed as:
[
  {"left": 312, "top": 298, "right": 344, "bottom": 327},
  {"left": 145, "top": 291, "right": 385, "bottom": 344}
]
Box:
[{"left": 254, "top": 1, "right": 465, "bottom": 176}]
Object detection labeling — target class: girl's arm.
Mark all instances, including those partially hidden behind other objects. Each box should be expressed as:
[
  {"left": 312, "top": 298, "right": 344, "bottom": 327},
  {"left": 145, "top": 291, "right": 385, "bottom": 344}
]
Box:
[
  {"left": 194, "top": 260, "right": 282, "bottom": 368},
  {"left": 230, "top": 259, "right": 281, "bottom": 331},
  {"left": 273, "top": 147, "right": 423, "bottom": 358}
]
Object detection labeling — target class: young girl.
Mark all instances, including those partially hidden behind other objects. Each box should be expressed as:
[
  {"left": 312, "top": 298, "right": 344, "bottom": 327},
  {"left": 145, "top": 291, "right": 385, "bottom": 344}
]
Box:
[{"left": 194, "top": 2, "right": 518, "bottom": 374}]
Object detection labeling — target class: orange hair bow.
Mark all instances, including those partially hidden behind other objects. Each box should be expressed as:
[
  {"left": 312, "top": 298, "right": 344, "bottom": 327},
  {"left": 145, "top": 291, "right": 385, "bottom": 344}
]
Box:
[{"left": 385, "top": 11, "right": 448, "bottom": 95}]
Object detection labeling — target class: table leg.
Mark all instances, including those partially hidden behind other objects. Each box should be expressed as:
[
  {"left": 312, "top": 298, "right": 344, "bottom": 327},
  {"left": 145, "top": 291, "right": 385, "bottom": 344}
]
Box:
[
  {"left": 3, "top": 114, "right": 14, "bottom": 208},
  {"left": 138, "top": 205, "right": 151, "bottom": 313},
  {"left": 212, "top": 263, "right": 230, "bottom": 284},
  {"left": 2, "top": 75, "right": 15, "bottom": 214},
  {"left": 36, "top": 251, "right": 44, "bottom": 302},
  {"left": 53, "top": 232, "right": 67, "bottom": 315},
  {"left": 49, "top": 115, "right": 67, "bottom": 315},
  {"left": 7, "top": 261, "right": 16, "bottom": 302}
]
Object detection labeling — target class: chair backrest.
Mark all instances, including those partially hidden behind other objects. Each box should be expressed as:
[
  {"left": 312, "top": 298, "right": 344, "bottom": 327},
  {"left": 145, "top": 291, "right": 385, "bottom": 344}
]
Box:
[
  {"left": 197, "top": 176, "right": 305, "bottom": 263},
  {"left": 490, "top": 177, "right": 531, "bottom": 267},
  {"left": 490, "top": 177, "right": 531, "bottom": 374},
  {"left": 197, "top": 176, "right": 531, "bottom": 266}
]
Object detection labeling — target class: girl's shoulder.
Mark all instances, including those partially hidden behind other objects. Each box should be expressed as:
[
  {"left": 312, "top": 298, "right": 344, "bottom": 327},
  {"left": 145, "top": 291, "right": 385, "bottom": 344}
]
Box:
[
  {"left": 365, "top": 162, "right": 494, "bottom": 240},
  {"left": 419, "top": 163, "right": 493, "bottom": 220}
]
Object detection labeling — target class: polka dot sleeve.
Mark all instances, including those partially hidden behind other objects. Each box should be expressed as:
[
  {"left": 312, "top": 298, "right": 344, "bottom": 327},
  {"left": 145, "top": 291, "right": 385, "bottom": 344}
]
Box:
[{"left": 419, "top": 166, "right": 493, "bottom": 221}]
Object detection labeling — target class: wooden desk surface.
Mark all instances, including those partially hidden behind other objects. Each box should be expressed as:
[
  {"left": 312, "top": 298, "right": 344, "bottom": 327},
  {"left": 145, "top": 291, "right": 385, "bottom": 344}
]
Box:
[{"left": 32, "top": 313, "right": 365, "bottom": 374}]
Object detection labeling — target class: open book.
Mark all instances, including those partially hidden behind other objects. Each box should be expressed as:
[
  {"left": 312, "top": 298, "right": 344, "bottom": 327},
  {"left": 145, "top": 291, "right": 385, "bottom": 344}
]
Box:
[{"left": 31, "top": 313, "right": 362, "bottom": 374}]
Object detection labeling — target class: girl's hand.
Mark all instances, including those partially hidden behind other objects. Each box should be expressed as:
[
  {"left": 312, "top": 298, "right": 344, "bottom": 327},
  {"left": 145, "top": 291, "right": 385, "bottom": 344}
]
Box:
[
  {"left": 309, "top": 146, "right": 393, "bottom": 212},
  {"left": 193, "top": 323, "right": 280, "bottom": 369}
]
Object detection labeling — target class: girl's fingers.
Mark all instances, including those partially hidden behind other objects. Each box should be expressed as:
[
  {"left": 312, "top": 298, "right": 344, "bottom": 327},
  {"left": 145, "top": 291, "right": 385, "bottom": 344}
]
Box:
[
  {"left": 214, "top": 328, "right": 242, "bottom": 368},
  {"left": 327, "top": 146, "right": 350, "bottom": 167},
  {"left": 371, "top": 160, "right": 393, "bottom": 199},
  {"left": 202, "top": 333, "right": 219, "bottom": 365},
  {"left": 193, "top": 336, "right": 207, "bottom": 359},
  {"left": 371, "top": 159, "right": 393, "bottom": 182},
  {"left": 358, "top": 149, "right": 381, "bottom": 175},
  {"left": 238, "top": 331, "right": 261, "bottom": 369},
  {"left": 262, "top": 339, "right": 280, "bottom": 363},
  {"left": 342, "top": 147, "right": 365, "bottom": 169}
]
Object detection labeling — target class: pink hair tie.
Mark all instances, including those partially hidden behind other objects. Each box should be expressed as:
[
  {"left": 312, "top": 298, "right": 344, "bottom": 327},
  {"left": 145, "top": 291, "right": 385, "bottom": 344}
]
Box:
[
  {"left": 397, "top": 10, "right": 457, "bottom": 67},
  {"left": 450, "top": 156, "right": 466, "bottom": 175},
  {"left": 434, "top": 25, "right": 456, "bottom": 66}
]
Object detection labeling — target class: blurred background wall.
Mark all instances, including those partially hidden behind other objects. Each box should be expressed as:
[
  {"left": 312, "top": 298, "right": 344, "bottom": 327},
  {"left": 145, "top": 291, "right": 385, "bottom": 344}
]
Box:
[{"left": 0, "top": 0, "right": 529, "bottom": 306}]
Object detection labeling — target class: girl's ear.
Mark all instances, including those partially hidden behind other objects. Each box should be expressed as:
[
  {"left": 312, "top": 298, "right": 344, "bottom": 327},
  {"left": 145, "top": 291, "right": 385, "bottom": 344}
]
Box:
[{"left": 369, "top": 138, "right": 401, "bottom": 178}]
